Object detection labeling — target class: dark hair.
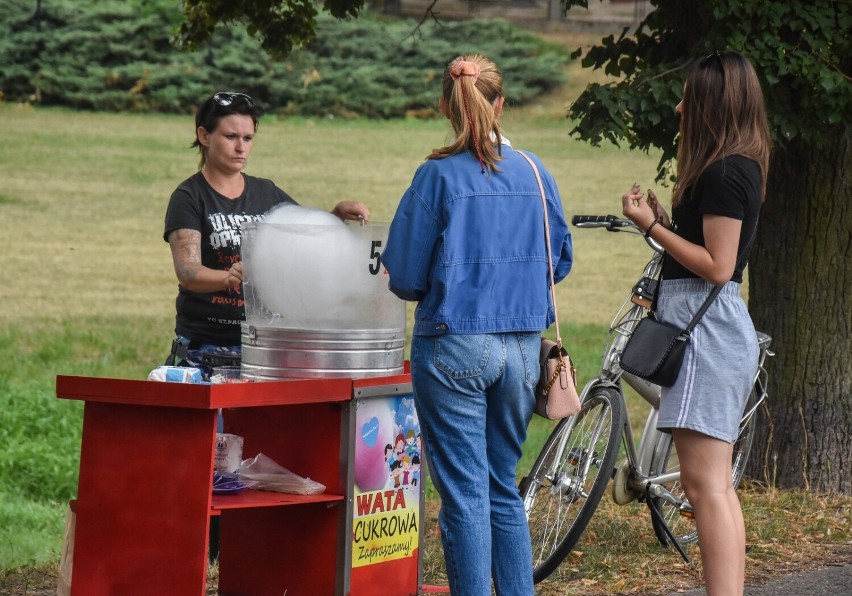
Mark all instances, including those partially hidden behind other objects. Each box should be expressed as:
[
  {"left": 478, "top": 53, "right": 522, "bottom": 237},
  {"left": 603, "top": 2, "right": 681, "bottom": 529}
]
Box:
[
  {"left": 192, "top": 92, "right": 264, "bottom": 169},
  {"left": 674, "top": 51, "right": 771, "bottom": 205}
]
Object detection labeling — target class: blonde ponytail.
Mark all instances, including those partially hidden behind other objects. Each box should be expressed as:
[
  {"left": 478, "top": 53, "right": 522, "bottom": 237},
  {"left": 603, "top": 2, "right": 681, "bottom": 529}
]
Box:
[{"left": 429, "top": 54, "right": 505, "bottom": 173}]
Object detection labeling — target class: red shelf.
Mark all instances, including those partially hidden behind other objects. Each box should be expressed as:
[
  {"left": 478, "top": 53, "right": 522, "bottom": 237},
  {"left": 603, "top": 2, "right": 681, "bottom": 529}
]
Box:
[
  {"left": 211, "top": 489, "right": 344, "bottom": 511},
  {"left": 56, "top": 374, "right": 352, "bottom": 409}
]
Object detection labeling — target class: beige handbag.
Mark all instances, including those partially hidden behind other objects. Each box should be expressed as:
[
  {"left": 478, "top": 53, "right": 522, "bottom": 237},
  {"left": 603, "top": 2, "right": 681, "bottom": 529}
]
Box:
[{"left": 518, "top": 151, "right": 581, "bottom": 420}]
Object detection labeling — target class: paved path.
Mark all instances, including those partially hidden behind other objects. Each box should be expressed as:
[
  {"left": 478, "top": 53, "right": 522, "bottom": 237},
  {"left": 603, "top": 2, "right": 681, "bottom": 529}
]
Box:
[{"left": 668, "top": 563, "right": 852, "bottom": 595}]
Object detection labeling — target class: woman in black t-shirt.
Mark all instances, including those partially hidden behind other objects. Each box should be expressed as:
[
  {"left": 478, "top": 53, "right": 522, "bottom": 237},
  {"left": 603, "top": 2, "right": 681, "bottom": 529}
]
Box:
[
  {"left": 621, "top": 52, "right": 770, "bottom": 595},
  {"left": 163, "top": 92, "right": 369, "bottom": 371}
]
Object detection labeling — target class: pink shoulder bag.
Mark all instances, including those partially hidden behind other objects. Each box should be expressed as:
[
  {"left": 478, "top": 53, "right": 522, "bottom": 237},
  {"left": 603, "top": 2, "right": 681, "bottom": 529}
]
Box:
[{"left": 518, "top": 151, "right": 581, "bottom": 419}]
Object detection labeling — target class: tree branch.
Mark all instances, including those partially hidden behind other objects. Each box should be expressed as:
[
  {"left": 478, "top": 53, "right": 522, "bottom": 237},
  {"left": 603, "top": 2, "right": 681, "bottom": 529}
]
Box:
[{"left": 408, "top": 0, "right": 442, "bottom": 41}]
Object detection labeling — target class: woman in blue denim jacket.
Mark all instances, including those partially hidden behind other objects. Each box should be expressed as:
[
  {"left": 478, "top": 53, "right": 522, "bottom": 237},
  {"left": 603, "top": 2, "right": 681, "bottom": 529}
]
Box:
[{"left": 383, "top": 54, "right": 572, "bottom": 596}]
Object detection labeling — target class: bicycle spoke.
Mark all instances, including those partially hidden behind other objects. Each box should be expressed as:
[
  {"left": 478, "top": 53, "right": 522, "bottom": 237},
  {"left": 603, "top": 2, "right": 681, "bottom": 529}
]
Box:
[{"left": 522, "top": 387, "right": 625, "bottom": 583}]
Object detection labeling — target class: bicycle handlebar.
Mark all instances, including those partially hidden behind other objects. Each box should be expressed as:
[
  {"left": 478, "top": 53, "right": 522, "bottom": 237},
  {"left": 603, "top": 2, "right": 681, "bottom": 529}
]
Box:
[
  {"left": 572, "top": 215, "right": 664, "bottom": 253},
  {"left": 572, "top": 215, "right": 636, "bottom": 230}
]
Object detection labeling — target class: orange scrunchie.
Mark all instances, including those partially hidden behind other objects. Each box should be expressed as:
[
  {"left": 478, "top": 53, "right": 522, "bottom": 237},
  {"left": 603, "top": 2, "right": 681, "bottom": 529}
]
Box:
[{"left": 449, "top": 60, "right": 481, "bottom": 83}]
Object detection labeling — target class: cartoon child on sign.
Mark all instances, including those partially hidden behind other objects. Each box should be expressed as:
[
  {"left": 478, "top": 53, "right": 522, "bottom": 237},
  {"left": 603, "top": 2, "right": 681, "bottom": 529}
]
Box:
[
  {"left": 390, "top": 459, "right": 403, "bottom": 488},
  {"left": 410, "top": 455, "right": 421, "bottom": 487},
  {"left": 394, "top": 433, "right": 406, "bottom": 462}
]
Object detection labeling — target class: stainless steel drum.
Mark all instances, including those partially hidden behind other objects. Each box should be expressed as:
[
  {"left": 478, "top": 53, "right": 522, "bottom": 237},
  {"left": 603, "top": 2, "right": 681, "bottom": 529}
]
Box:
[
  {"left": 239, "top": 212, "right": 406, "bottom": 380},
  {"left": 240, "top": 325, "right": 405, "bottom": 380}
]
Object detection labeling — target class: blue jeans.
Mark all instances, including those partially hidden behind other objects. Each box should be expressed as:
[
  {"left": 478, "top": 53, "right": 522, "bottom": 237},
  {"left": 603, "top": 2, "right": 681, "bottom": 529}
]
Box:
[{"left": 411, "top": 332, "right": 538, "bottom": 596}]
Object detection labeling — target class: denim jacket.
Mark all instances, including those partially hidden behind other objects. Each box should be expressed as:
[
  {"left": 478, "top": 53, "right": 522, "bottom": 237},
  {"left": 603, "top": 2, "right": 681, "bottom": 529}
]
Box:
[{"left": 383, "top": 144, "right": 572, "bottom": 336}]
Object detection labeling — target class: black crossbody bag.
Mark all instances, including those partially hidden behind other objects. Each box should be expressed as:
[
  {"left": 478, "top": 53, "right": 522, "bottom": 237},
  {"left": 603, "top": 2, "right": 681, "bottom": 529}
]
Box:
[{"left": 619, "top": 226, "right": 756, "bottom": 387}]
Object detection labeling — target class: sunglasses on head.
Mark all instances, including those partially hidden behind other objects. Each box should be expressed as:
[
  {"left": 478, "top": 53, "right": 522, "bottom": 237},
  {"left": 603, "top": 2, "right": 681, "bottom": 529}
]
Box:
[
  {"left": 212, "top": 91, "right": 254, "bottom": 107},
  {"left": 700, "top": 50, "right": 724, "bottom": 70}
]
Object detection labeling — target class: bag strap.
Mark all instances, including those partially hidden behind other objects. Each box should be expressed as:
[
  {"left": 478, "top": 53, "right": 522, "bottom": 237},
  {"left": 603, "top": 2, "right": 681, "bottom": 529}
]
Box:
[
  {"left": 517, "top": 151, "right": 562, "bottom": 350},
  {"left": 662, "top": 222, "right": 758, "bottom": 335}
]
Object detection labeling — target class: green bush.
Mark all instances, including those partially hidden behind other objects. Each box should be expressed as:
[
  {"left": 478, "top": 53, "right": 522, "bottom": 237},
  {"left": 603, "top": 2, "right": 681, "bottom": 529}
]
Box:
[{"left": 0, "top": 0, "right": 566, "bottom": 117}]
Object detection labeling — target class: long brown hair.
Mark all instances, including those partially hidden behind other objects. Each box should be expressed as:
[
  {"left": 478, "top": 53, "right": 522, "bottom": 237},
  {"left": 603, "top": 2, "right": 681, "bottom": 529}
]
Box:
[
  {"left": 673, "top": 51, "right": 771, "bottom": 205},
  {"left": 429, "top": 54, "right": 504, "bottom": 173}
]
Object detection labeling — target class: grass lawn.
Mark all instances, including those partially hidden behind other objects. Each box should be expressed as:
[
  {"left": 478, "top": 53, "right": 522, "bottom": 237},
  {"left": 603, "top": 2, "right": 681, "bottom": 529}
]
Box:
[
  {"left": 0, "top": 91, "right": 656, "bottom": 567},
  {"left": 1, "top": 43, "right": 848, "bottom": 593}
]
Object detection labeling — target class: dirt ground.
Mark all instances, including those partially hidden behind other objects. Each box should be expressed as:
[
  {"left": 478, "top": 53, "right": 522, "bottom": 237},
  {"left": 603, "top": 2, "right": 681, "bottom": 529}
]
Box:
[{"left": 2, "top": 542, "right": 850, "bottom": 595}]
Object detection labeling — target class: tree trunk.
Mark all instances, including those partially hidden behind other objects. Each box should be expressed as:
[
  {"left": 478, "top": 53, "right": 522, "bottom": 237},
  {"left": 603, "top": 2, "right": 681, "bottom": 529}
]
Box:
[{"left": 747, "top": 127, "right": 852, "bottom": 493}]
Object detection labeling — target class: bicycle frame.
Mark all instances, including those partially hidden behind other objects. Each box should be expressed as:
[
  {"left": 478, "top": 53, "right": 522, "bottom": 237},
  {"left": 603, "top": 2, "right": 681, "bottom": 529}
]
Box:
[
  {"left": 567, "top": 228, "right": 668, "bottom": 485},
  {"left": 557, "top": 219, "right": 773, "bottom": 505},
  {"left": 523, "top": 215, "right": 774, "bottom": 581}
]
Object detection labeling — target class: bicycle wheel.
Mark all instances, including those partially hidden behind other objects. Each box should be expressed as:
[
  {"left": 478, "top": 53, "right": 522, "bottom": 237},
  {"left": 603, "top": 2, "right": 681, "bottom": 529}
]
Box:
[
  {"left": 519, "top": 386, "right": 625, "bottom": 583},
  {"left": 648, "top": 382, "right": 762, "bottom": 548}
]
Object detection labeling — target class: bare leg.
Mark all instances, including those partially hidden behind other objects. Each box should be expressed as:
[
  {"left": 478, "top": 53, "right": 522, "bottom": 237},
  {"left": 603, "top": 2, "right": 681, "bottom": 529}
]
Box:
[{"left": 673, "top": 429, "right": 745, "bottom": 596}]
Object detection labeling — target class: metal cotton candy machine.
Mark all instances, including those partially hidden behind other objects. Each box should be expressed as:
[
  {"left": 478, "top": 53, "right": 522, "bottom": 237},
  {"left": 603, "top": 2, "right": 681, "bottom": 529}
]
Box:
[{"left": 239, "top": 209, "right": 406, "bottom": 380}]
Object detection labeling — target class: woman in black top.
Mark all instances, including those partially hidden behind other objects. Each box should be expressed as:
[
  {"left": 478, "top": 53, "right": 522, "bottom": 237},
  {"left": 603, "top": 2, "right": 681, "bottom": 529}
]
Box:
[
  {"left": 163, "top": 91, "right": 369, "bottom": 561},
  {"left": 163, "top": 91, "right": 368, "bottom": 370},
  {"left": 621, "top": 51, "right": 771, "bottom": 595}
]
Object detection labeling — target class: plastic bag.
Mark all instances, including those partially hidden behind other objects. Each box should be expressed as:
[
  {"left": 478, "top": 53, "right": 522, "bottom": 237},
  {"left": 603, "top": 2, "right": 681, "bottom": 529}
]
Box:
[
  {"left": 212, "top": 471, "right": 257, "bottom": 495},
  {"left": 239, "top": 452, "right": 326, "bottom": 495}
]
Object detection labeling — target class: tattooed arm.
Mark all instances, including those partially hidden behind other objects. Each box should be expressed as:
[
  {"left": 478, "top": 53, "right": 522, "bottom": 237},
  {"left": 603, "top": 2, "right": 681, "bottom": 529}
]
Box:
[{"left": 167, "top": 228, "right": 242, "bottom": 293}]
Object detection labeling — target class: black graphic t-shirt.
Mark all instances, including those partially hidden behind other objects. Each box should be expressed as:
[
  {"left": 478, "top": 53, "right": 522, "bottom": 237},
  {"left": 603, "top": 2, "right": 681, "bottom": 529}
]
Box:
[{"left": 164, "top": 172, "right": 297, "bottom": 345}]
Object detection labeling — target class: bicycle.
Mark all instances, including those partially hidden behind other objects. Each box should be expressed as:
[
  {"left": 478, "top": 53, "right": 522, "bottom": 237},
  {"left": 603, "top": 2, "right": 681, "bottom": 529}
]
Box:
[{"left": 519, "top": 214, "right": 774, "bottom": 583}]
